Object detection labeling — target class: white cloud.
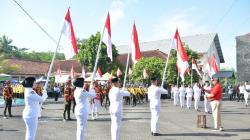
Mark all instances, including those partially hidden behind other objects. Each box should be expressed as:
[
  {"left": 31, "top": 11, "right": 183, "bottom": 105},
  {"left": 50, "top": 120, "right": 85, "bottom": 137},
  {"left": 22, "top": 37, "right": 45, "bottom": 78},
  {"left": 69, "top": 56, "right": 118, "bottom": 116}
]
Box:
[
  {"left": 152, "top": 12, "right": 210, "bottom": 40},
  {"left": 109, "top": 0, "right": 138, "bottom": 26}
]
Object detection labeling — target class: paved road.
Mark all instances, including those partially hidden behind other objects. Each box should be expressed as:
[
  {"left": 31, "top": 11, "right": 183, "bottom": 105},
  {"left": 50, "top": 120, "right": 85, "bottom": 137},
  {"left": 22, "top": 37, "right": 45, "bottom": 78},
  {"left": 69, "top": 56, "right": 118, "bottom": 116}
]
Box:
[{"left": 0, "top": 100, "right": 250, "bottom": 140}]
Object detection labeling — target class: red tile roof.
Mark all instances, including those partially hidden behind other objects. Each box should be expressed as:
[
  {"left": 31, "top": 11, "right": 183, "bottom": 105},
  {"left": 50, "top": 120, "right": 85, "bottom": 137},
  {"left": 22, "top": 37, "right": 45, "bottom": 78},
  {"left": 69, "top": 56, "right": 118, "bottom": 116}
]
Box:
[
  {"left": 116, "top": 49, "right": 168, "bottom": 66},
  {"left": 6, "top": 59, "right": 50, "bottom": 75}
]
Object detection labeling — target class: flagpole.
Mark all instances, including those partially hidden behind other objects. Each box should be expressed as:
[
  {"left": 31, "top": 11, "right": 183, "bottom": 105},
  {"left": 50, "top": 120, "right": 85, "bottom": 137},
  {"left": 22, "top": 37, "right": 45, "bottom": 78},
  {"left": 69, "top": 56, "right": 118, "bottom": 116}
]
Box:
[
  {"left": 44, "top": 33, "right": 62, "bottom": 90},
  {"left": 90, "top": 23, "right": 106, "bottom": 89},
  {"left": 177, "top": 73, "right": 179, "bottom": 87},
  {"left": 161, "top": 39, "right": 174, "bottom": 87},
  {"left": 123, "top": 49, "right": 131, "bottom": 90},
  {"left": 191, "top": 68, "right": 193, "bottom": 86}
]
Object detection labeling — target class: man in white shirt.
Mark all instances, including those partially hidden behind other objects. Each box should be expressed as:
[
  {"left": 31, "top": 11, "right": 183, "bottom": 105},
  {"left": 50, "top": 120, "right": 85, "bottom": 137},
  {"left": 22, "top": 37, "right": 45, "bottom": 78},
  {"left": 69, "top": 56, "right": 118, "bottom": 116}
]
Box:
[
  {"left": 203, "top": 81, "right": 211, "bottom": 113},
  {"left": 171, "top": 85, "right": 179, "bottom": 106},
  {"left": 109, "top": 77, "right": 130, "bottom": 140},
  {"left": 148, "top": 77, "right": 168, "bottom": 136},
  {"left": 179, "top": 84, "right": 186, "bottom": 108}
]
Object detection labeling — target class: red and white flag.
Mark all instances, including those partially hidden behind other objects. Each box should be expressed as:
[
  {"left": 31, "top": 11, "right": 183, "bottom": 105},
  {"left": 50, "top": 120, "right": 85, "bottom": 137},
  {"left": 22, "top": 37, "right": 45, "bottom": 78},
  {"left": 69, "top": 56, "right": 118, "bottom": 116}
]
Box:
[
  {"left": 204, "top": 56, "right": 211, "bottom": 77},
  {"left": 97, "top": 67, "right": 102, "bottom": 78},
  {"left": 192, "top": 58, "right": 201, "bottom": 76},
  {"left": 130, "top": 23, "right": 141, "bottom": 63},
  {"left": 174, "top": 29, "right": 189, "bottom": 82},
  {"left": 57, "top": 66, "right": 62, "bottom": 77},
  {"left": 81, "top": 65, "right": 86, "bottom": 78},
  {"left": 117, "top": 67, "right": 122, "bottom": 77},
  {"left": 211, "top": 54, "right": 219, "bottom": 76},
  {"left": 61, "top": 9, "right": 78, "bottom": 60},
  {"left": 71, "top": 63, "right": 75, "bottom": 79},
  {"left": 102, "top": 13, "right": 113, "bottom": 61}
]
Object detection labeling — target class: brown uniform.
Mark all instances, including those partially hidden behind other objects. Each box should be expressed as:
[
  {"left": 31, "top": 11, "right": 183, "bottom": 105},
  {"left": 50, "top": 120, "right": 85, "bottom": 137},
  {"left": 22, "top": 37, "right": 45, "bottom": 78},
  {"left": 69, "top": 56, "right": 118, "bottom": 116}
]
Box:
[
  {"left": 3, "top": 85, "right": 13, "bottom": 117},
  {"left": 63, "top": 86, "right": 73, "bottom": 120}
]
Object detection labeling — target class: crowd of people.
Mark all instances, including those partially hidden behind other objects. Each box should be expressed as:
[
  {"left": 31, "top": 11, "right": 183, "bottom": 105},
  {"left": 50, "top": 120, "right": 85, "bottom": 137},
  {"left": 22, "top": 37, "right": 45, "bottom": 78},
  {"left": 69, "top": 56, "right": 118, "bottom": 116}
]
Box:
[{"left": 1, "top": 77, "right": 250, "bottom": 140}]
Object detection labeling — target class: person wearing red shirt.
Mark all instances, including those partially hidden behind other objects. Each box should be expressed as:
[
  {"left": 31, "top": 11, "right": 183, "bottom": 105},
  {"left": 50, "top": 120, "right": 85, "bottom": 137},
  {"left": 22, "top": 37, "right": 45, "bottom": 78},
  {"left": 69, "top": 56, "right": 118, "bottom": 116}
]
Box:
[{"left": 204, "top": 78, "right": 224, "bottom": 131}]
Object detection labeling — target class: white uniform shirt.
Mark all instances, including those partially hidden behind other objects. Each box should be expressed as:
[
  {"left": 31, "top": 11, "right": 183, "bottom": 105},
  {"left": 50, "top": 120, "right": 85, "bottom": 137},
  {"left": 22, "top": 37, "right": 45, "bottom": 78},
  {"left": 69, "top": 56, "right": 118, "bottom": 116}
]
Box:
[
  {"left": 109, "top": 87, "right": 130, "bottom": 114},
  {"left": 193, "top": 85, "right": 201, "bottom": 98},
  {"left": 203, "top": 85, "right": 211, "bottom": 97},
  {"left": 22, "top": 88, "right": 47, "bottom": 118},
  {"left": 239, "top": 85, "right": 245, "bottom": 94},
  {"left": 74, "top": 87, "right": 96, "bottom": 116},
  {"left": 186, "top": 87, "right": 193, "bottom": 97},
  {"left": 179, "top": 87, "right": 186, "bottom": 96},
  {"left": 148, "top": 85, "right": 168, "bottom": 108},
  {"left": 245, "top": 85, "right": 250, "bottom": 94},
  {"left": 172, "top": 87, "right": 179, "bottom": 95}
]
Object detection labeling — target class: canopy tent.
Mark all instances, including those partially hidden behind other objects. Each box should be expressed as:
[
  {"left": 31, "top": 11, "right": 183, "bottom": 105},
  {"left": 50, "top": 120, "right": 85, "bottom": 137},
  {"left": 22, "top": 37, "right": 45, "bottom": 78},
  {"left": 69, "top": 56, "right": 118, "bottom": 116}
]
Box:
[
  {"left": 0, "top": 73, "right": 11, "bottom": 81},
  {"left": 212, "top": 71, "right": 235, "bottom": 79}
]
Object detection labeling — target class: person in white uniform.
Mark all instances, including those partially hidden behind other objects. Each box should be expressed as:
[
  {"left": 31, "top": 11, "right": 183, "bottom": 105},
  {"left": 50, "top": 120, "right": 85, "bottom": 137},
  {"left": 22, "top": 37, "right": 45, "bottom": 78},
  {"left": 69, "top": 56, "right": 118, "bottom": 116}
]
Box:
[
  {"left": 193, "top": 82, "right": 201, "bottom": 111},
  {"left": 22, "top": 77, "right": 48, "bottom": 140},
  {"left": 186, "top": 85, "right": 193, "bottom": 109},
  {"left": 73, "top": 78, "right": 96, "bottom": 140},
  {"left": 109, "top": 77, "right": 130, "bottom": 140},
  {"left": 244, "top": 81, "right": 250, "bottom": 107},
  {"left": 238, "top": 83, "right": 245, "bottom": 102},
  {"left": 148, "top": 77, "right": 168, "bottom": 136},
  {"left": 203, "top": 81, "right": 211, "bottom": 113},
  {"left": 179, "top": 84, "right": 186, "bottom": 108},
  {"left": 172, "top": 85, "right": 179, "bottom": 106}
]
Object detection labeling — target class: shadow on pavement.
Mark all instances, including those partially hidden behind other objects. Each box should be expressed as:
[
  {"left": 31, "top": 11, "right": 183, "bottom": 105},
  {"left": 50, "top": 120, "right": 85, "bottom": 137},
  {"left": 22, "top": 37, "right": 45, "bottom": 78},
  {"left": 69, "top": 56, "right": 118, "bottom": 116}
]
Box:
[
  {"left": 0, "top": 129, "right": 19, "bottom": 132},
  {"left": 159, "top": 133, "right": 238, "bottom": 137},
  {"left": 224, "top": 128, "right": 250, "bottom": 132}
]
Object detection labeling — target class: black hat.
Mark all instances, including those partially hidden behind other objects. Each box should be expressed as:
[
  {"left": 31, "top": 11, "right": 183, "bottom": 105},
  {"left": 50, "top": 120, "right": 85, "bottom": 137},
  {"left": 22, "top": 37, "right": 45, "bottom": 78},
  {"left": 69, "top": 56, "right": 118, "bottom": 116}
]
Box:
[
  {"left": 151, "top": 76, "right": 157, "bottom": 81},
  {"left": 73, "top": 78, "right": 84, "bottom": 87},
  {"left": 111, "top": 77, "right": 119, "bottom": 83},
  {"left": 212, "top": 77, "right": 219, "bottom": 81},
  {"left": 22, "top": 77, "right": 36, "bottom": 87}
]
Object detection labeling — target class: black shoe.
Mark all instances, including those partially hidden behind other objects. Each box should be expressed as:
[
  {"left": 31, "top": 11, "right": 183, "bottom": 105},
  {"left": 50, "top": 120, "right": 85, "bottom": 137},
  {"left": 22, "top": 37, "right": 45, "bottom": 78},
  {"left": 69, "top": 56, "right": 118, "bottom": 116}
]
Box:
[
  {"left": 151, "top": 132, "right": 153, "bottom": 135},
  {"left": 9, "top": 115, "right": 13, "bottom": 117},
  {"left": 67, "top": 118, "right": 73, "bottom": 121},
  {"left": 153, "top": 133, "right": 161, "bottom": 136}
]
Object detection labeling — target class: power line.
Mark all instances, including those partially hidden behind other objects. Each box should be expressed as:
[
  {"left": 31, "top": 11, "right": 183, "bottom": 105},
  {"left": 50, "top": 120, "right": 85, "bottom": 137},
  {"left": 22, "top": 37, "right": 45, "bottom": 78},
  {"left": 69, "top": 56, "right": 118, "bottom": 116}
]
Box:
[
  {"left": 213, "top": 0, "right": 239, "bottom": 31},
  {"left": 11, "top": 0, "right": 60, "bottom": 47}
]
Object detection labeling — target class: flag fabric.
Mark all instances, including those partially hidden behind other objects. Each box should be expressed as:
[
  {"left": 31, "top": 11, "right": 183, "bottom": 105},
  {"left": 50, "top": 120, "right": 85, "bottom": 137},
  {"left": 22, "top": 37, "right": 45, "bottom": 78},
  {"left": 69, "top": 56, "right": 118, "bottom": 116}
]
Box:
[
  {"left": 97, "top": 67, "right": 102, "bottom": 78},
  {"left": 130, "top": 23, "right": 141, "bottom": 63},
  {"left": 143, "top": 68, "right": 149, "bottom": 79},
  {"left": 81, "top": 65, "right": 86, "bottom": 78},
  {"left": 71, "top": 63, "right": 75, "bottom": 79},
  {"left": 117, "top": 67, "right": 122, "bottom": 77},
  {"left": 102, "top": 13, "right": 113, "bottom": 61},
  {"left": 192, "top": 58, "right": 201, "bottom": 76},
  {"left": 61, "top": 9, "right": 78, "bottom": 60},
  {"left": 203, "top": 56, "right": 211, "bottom": 77},
  {"left": 56, "top": 66, "right": 62, "bottom": 77},
  {"left": 211, "top": 54, "right": 219, "bottom": 76},
  {"left": 174, "top": 29, "right": 189, "bottom": 82},
  {"left": 128, "top": 67, "right": 133, "bottom": 75}
]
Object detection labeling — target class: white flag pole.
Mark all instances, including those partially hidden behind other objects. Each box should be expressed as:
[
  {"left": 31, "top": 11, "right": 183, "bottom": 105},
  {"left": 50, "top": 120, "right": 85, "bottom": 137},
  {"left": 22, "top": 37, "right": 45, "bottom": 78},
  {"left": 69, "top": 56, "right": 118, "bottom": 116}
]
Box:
[
  {"left": 90, "top": 22, "right": 106, "bottom": 89},
  {"left": 44, "top": 33, "right": 62, "bottom": 90},
  {"left": 161, "top": 39, "right": 174, "bottom": 87},
  {"left": 122, "top": 25, "right": 134, "bottom": 90}
]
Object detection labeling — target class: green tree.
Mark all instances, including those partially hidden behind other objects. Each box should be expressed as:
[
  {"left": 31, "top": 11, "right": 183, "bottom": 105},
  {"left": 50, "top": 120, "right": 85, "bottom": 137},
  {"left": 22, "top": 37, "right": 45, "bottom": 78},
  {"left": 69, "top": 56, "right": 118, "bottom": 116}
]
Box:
[
  {"left": 130, "top": 57, "right": 165, "bottom": 84},
  {"left": 77, "top": 32, "right": 119, "bottom": 72},
  {"left": 166, "top": 46, "right": 200, "bottom": 86},
  {"left": 0, "top": 59, "right": 17, "bottom": 73}
]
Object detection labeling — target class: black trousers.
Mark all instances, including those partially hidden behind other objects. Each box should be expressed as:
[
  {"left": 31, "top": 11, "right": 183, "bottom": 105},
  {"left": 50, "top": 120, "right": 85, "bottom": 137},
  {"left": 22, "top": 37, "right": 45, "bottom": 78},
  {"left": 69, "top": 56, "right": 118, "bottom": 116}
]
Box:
[
  {"left": 63, "top": 101, "right": 71, "bottom": 119},
  {"left": 4, "top": 98, "right": 12, "bottom": 116}
]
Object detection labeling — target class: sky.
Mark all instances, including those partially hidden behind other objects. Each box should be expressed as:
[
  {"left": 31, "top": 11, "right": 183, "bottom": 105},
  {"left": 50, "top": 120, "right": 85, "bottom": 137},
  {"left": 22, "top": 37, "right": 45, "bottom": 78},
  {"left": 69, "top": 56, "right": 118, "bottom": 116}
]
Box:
[{"left": 1, "top": 0, "right": 250, "bottom": 70}]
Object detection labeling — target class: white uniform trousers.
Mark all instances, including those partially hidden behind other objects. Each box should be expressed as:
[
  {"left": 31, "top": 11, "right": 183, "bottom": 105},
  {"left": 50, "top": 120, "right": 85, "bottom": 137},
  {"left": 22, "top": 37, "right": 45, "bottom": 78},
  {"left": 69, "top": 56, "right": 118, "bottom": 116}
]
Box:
[
  {"left": 92, "top": 100, "right": 101, "bottom": 118},
  {"left": 179, "top": 96, "right": 185, "bottom": 107},
  {"left": 23, "top": 117, "right": 38, "bottom": 140},
  {"left": 204, "top": 97, "right": 210, "bottom": 112},
  {"left": 150, "top": 107, "right": 160, "bottom": 133},
  {"left": 75, "top": 114, "right": 88, "bottom": 140},
  {"left": 110, "top": 112, "right": 122, "bottom": 140},
  {"left": 194, "top": 96, "right": 200, "bottom": 110},
  {"left": 174, "top": 93, "right": 179, "bottom": 106},
  {"left": 38, "top": 103, "right": 42, "bottom": 118},
  {"left": 244, "top": 92, "right": 249, "bottom": 106},
  {"left": 186, "top": 96, "right": 192, "bottom": 108}
]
